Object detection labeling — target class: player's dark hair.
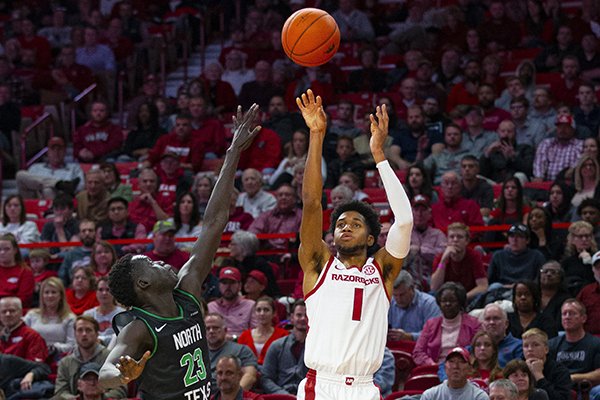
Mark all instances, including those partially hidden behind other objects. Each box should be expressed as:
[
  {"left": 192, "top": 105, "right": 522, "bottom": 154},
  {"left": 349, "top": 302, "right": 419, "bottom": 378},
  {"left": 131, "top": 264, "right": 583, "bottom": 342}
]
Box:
[
  {"left": 329, "top": 200, "right": 381, "bottom": 239},
  {"left": 108, "top": 254, "right": 140, "bottom": 307}
]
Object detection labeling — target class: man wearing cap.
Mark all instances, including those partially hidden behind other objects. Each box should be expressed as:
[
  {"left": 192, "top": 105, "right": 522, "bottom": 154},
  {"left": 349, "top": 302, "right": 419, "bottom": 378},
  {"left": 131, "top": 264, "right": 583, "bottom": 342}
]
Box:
[
  {"left": 208, "top": 267, "right": 257, "bottom": 338},
  {"left": 75, "top": 362, "right": 107, "bottom": 400},
  {"left": 388, "top": 105, "right": 444, "bottom": 170},
  {"left": 406, "top": 194, "right": 446, "bottom": 285},
  {"left": 73, "top": 100, "right": 123, "bottom": 163},
  {"left": 143, "top": 220, "right": 190, "bottom": 271},
  {"left": 533, "top": 113, "right": 583, "bottom": 182},
  {"left": 421, "top": 347, "right": 490, "bottom": 400},
  {"left": 577, "top": 251, "right": 600, "bottom": 335},
  {"left": 16, "top": 136, "right": 84, "bottom": 199},
  {"left": 387, "top": 270, "right": 441, "bottom": 342},
  {"left": 488, "top": 223, "right": 546, "bottom": 288},
  {"left": 548, "top": 299, "right": 600, "bottom": 400},
  {"left": 144, "top": 113, "right": 206, "bottom": 172},
  {"left": 461, "top": 104, "right": 499, "bottom": 159},
  {"left": 431, "top": 222, "right": 488, "bottom": 301}
]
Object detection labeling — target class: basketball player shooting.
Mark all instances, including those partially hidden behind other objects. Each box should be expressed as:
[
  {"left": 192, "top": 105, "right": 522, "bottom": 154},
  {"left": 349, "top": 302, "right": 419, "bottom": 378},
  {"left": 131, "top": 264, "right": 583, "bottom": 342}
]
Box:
[
  {"left": 296, "top": 90, "right": 413, "bottom": 400},
  {"left": 98, "top": 105, "right": 261, "bottom": 400}
]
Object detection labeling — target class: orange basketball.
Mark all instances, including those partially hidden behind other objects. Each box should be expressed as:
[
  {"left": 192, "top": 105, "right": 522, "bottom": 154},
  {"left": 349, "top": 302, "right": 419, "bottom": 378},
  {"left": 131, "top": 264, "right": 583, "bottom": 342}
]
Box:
[{"left": 281, "top": 8, "right": 340, "bottom": 67}]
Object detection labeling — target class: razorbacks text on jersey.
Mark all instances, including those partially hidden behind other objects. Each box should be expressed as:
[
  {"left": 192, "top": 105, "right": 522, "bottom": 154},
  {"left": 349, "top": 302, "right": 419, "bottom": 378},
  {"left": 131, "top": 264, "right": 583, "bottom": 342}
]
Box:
[
  {"left": 304, "top": 256, "right": 390, "bottom": 376},
  {"left": 113, "top": 289, "right": 211, "bottom": 400}
]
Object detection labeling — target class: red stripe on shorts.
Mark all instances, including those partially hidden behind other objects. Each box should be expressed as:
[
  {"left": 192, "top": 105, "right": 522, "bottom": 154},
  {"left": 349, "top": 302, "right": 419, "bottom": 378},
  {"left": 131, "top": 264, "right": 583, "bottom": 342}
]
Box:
[{"left": 305, "top": 369, "right": 317, "bottom": 400}]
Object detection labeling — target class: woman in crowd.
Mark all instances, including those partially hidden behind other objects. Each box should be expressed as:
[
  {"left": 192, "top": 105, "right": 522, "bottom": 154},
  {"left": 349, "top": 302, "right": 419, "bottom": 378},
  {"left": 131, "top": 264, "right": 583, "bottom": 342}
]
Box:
[
  {"left": 486, "top": 177, "right": 530, "bottom": 242},
  {"left": 561, "top": 221, "right": 597, "bottom": 296},
  {"left": 413, "top": 282, "right": 480, "bottom": 366},
  {"left": 99, "top": 162, "right": 132, "bottom": 202},
  {"left": 570, "top": 155, "right": 599, "bottom": 208},
  {"left": 538, "top": 260, "right": 570, "bottom": 333},
  {"left": 469, "top": 331, "right": 503, "bottom": 386},
  {"left": 237, "top": 296, "right": 289, "bottom": 365},
  {"left": 121, "top": 101, "right": 164, "bottom": 162},
  {"left": 269, "top": 129, "right": 326, "bottom": 188},
  {"left": 583, "top": 137, "right": 599, "bottom": 163},
  {"left": 227, "top": 230, "right": 278, "bottom": 297},
  {"left": 172, "top": 192, "right": 202, "bottom": 250},
  {"left": 83, "top": 276, "right": 124, "bottom": 345},
  {"left": 526, "top": 207, "right": 562, "bottom": 261},
  {"left": 544, "top": 182, "right": 575, "bottom": 222},
  {"left": 404, "top": 163, "right": 438, "bottom": 204},
  {"left": 191, "top": 173, "right": 214, "bottom": 218},
  {"left": 24, "top": 277, "right": 76, "bottom": 356},
  {"left": 0, "top": 195, "right": 40, "bottom": 248},
  {"left": 89, "top": 241, "right": 118, "bottom": 278},
  {"left": 65, "top": 266, "right": 99, "bottom": 315},
  {"left": 0, "top": 233, "right": 34, "bottom": 307},
  {"left": 503, "top": 359, "right": 549, "bottom": 400},
  {"left": 507, "top": 280, "right": 557, "bottom": 339}
]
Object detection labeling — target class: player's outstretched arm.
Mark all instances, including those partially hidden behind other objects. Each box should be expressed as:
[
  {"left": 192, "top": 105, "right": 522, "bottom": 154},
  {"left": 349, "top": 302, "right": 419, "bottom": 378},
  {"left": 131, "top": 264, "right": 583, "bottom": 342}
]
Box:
[
  {"left": 177, "top": 104, "right": 261, "bottom": 298},
  {"left": 296, "top": 90, "right": 330, "bottom": 293},
  {"left": 100, "top": 320, "right": 153, "bottom": 390},
  {"left": 370, "top": 105, "right": 413, "bottom": 290}
]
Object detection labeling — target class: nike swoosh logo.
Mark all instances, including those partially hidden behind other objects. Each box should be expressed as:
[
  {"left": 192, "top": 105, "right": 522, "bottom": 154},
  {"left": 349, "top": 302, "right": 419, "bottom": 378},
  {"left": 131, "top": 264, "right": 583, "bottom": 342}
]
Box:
[{"left": 155, "top": 323, "right": 167, "bottom": 332}]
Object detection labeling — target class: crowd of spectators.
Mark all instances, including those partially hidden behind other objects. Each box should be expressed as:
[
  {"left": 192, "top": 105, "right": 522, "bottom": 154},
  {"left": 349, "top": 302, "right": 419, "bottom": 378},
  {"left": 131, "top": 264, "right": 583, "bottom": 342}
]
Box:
[{"left": 1, "top": 0, "right": 600, "bottom": 399}]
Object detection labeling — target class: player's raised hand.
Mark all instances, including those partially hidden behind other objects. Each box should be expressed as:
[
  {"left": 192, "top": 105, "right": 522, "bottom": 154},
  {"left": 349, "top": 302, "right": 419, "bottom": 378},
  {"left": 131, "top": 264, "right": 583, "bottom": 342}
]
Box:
[
  {"left": 369, "top": 105, "right": 389, "bottom": 161},
  {"left": 230, "top": 104, "right": 262, "bottom": 151},
  {"left": 116, "top": 351, "right": 151, "bottom": 384},
  {"left": 296, "top": 89, "right": 327, "bottom": 135}
]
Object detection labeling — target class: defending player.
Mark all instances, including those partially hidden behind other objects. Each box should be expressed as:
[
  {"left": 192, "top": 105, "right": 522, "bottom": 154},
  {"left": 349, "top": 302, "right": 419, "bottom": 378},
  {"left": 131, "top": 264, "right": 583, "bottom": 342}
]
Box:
[
  {"left": 98, "top": 105, "right": 261, "bottom": 400},
  {"left": 296, "top": 90, "right": 413, "bottom": 400}
]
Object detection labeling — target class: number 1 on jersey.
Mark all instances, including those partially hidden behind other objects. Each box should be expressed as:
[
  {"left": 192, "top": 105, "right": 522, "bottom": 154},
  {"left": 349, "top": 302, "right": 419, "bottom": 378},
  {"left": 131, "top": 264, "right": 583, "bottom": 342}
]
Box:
[{"left": 352, "top": 287, "right": 364, "bottom": 321}]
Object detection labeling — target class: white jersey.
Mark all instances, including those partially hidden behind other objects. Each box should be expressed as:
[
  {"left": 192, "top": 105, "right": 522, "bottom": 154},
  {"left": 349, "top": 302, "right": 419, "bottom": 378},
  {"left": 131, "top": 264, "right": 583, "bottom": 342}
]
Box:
[{"left": 304, "top": 255, "right": 390, "bottom": 376}]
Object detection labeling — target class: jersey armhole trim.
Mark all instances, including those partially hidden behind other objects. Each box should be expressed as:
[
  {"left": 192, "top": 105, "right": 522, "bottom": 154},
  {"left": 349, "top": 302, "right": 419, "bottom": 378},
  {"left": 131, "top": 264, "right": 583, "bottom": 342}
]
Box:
[
  {"left": 174, "top": 288, "right": 202, "bottom": 309},
  {"left": 372, "top": 259, "right": 391, "bottom": 302},
  {"left": 304, "top": 255, "right": 334, "bottom": 300},
  {"left": 137, "top": 318, "right": 158, "bottom": 358}
]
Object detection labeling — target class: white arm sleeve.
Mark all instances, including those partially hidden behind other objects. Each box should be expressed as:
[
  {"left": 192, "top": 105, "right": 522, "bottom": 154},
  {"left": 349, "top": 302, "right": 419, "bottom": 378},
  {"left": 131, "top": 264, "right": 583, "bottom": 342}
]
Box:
[{"left": 376, "top": 160, "right": 413, "bottom": 259}]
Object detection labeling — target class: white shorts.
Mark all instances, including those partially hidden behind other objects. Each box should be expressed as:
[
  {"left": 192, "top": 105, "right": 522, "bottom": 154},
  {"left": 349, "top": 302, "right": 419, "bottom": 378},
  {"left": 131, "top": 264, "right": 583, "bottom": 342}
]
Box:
[{"left": 297, "top": 369, "right": 382, "bottom": 400}]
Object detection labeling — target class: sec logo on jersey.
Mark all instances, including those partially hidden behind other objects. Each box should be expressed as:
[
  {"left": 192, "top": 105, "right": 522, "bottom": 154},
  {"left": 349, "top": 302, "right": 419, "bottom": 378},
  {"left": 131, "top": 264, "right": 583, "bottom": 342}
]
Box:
[{"left": 363, "top": 265, "right": 376, "bottom": 275}]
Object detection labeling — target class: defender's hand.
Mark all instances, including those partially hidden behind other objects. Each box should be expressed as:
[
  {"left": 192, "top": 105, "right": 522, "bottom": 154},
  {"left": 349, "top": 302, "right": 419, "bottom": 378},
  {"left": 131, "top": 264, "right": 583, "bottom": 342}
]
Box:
[
  {"left": 116, "top": 351, "right": 151, "bottom": 384},
  {"left": 230, "top": 104, "right": 262, "bottom": 151},
  {"left": 369, "top": 105, "right": 389, "bottom": 159},
  {"left": 296, "top": 89, "right": 327, "bottom": 135}
]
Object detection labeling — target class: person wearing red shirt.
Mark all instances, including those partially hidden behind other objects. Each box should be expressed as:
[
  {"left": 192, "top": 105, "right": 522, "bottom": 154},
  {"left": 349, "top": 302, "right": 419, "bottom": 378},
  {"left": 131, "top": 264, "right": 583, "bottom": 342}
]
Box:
[
  {"left": 143, "top": 220, "right": 190, "bottom": 271},
  {"left": 431, "top": 171, "right": 484, "bottom": 232},
  {"left": 238, "top": 126, "right": 282, "bottom": 173},
  {"left": 155, "top": 152, "right": 192, "bottom": 212},
  {"left": 430, "top": 223, "right": 489, "bottom": 302},
  {"left": 66, "top": 266, "right": 99, "bottom": 315},
  {"left": 224, "top": 189, "right": 254, "bottom": 235},
  {"left": 551, "top": 55, "right": 583, "bottom": 108},
  {"left": 446, "top": 59, "right": 481, "bottom": 113},
  {"left": 189, "top": 96, "right": 227, "bottom": 158},
  {"left": 145, "top": 113, "right": 206, "bottom": 172},
  {"left": 73, "top": 100, "right": 123, "bottom": 162},
  {"left": 18, "top": 19, "right": 52, "bottom": 69},
  {"left": 0, "top": 234, "right": 34, "bottom": 308},
  {"left": 0, "top": 297, "right": 48, "bottom": 362},
  {"left": 577, "top": 251, "right": 600, "bottom": 335},
  {"left": 128, "top": 168, "right": 171, "bottom": 232},
  {"left": 478, "top": 84, "right": 511, "bottom": 131},
  {"left": 200, "top": 62, "right": 237, "bottom": 115}
]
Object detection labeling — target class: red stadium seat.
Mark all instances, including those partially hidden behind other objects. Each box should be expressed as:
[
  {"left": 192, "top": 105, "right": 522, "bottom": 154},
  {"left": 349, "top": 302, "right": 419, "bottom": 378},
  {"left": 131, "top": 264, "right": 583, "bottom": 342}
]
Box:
[
  {"left": 276, "top": 279, "right": 297, "bottom": 297},
  {"left": 390, "top": 350, "right": 416, "bottom": 390},
  {"left": 404, "top": 374, "right": 440, "bottom": 391},
  {"left": 387, "top": 339, "right": 416, "bottom": 353},
  {"left": 363, "top": 188, "right": 387, "bottom": 203},
  {"left": 24, "top": 199, "right": 53, "bottom": 219},
  {"left": 409, "top": 364, "right": 439, "bottom": 379},
  {"left": 364, "top": 170, "right": 380, "bottom": 188}
]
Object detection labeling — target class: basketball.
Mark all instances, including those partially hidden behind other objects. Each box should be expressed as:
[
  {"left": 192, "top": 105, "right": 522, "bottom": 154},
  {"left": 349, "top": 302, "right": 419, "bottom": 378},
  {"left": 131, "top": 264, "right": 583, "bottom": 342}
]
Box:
[{"left": 281, "top": 8, "right": 340, "bottom": 67}]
